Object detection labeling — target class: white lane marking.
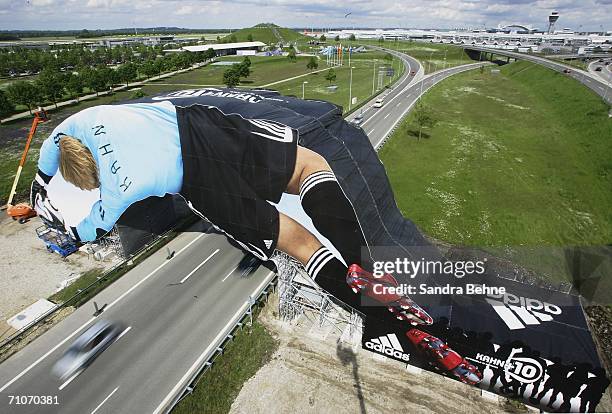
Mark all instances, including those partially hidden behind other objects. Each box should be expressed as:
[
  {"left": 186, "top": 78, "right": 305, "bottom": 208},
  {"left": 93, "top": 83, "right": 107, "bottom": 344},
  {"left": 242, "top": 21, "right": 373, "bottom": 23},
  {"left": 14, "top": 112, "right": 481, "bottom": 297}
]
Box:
[
  {"left": 179, "top": 249, "right": 220, "bottom": 284},
  {"left": 152, "top": 270, "right": 275, "bottom": 414},
  {"left": 368, "top": 128, "right": 375, "bottom": 135},
  {"left": 383, "top": 113, "right": 390, "bottom": 120},
  {"left": 90, "top": 386, "right": 119, "bottom": 414},
  {"left": 221, "top": 265, "right": 241, "bottom": 282},
  {"left": 0, "top": 232, "right": 208, "bottom": 393},
  {"left": 116, "top": 326, "right": 132, "bottom": 342},
  {"left": 58, "top": 370, "right": 83, "bottom": 390},
  {"left": 396, "top": 101, "right": 402, "bottom": 107}
]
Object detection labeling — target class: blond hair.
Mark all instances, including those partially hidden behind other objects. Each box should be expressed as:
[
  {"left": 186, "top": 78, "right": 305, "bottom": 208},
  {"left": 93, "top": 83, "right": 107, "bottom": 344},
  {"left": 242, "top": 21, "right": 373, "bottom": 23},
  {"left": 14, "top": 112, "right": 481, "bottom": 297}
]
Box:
[{"left": 59, "top": 136, "right": 100, "bottom": 190}]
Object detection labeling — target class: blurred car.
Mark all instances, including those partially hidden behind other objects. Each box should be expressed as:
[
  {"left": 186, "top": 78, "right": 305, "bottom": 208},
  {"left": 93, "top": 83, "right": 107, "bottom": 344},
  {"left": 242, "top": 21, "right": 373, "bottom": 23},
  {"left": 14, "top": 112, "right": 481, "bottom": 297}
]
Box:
[
  {"left": 373, "top": 98, "right": 384, "bottom": 108},
  {"left": 563, "top": 69, "right": 571, "bottom": 74},
  {"left": 352, "top": 114, "right": 364, "bottom": 125},
  {"left": 406, "top": 329, "right": 483, "bottom": 385},
  {"left": 410, "top": 70, "right": 416, "bottom": 75},
  {"left": 52, "top": 320, "right": 125, "bottom": 380},
  {"left": 595, "top": 67, "right": 602, "bottom": 71},
  {"left": 238, "top": 253, "right": 261, "bottom": 277}
]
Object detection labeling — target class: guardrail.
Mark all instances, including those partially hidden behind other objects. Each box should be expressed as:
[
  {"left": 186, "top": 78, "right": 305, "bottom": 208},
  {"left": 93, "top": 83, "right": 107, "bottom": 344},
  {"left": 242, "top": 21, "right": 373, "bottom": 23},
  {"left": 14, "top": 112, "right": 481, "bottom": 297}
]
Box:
[{"left": 162, "top": 273, "right": 278, "bottom": 414}]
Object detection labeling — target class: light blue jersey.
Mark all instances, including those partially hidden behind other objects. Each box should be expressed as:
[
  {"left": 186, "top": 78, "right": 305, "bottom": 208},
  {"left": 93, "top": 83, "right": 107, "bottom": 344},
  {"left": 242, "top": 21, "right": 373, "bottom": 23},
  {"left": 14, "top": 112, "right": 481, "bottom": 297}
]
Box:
[{"left": 38, "top": 101, "right": 183, "bottom": 241}]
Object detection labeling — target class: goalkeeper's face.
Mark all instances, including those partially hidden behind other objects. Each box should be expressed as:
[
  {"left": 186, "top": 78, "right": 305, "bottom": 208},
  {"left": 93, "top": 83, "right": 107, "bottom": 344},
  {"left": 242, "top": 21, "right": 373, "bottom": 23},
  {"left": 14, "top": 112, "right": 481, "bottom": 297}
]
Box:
[{"left": 58, "top": 136, "right": 100, "bottom": 191}]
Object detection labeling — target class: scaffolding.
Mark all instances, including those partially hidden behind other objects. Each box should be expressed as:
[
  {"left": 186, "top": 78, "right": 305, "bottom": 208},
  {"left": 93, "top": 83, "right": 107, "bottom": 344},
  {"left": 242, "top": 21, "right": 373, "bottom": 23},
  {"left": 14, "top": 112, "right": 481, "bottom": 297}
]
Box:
[{"left": 271, "top": 251, "right": 363, "bottom": 347}]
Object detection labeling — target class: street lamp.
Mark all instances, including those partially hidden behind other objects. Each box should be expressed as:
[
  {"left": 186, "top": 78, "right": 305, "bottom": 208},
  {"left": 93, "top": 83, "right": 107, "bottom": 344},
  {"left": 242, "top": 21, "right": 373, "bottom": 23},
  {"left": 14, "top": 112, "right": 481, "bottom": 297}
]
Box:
[
  {"left": 348, "top": 66, "right": 355, "bottom": 111},
  {"left": 372, "top": 59, "right": 377, "bottom": 94},
  {"left": 302, "top": 81, "right": 308, "bottom": 99}
]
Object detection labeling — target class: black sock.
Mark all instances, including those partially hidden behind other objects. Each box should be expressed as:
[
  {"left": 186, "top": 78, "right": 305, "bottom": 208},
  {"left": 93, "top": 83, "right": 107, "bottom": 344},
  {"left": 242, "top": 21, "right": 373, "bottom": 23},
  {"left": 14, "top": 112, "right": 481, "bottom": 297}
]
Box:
[
  {"left": 305, "top": 246, "right": 360, "bottom": 309},
  {"left": 300, "top": 171, "right": 370, "bottom": 268},
  {"left": 305, "top": 247, "right": 393, "bottom": 322}
]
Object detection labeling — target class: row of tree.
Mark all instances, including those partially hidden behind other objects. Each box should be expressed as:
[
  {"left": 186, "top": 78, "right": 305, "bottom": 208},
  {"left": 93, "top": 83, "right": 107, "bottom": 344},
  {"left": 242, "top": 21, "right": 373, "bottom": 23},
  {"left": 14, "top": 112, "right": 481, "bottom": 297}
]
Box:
[
  {"left": 0, "top": 42, "right": 212, "bottom": 79},
  {"left": 0, "top": 47, "right": 218, "bottom": 119}
]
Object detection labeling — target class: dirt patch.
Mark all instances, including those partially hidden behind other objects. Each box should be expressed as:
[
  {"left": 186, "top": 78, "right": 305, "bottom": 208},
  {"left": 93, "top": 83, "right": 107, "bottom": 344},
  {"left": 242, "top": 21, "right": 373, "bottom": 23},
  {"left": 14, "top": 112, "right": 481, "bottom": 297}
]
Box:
[
  {"left": 0, "top": 213, "right": 117, "bottom": 341},
  {"left": 230, "top": 294, "right": 511, "bottom": 414},
  {"left": 586, "top": 306, "right": 612, "bottom": 373}
]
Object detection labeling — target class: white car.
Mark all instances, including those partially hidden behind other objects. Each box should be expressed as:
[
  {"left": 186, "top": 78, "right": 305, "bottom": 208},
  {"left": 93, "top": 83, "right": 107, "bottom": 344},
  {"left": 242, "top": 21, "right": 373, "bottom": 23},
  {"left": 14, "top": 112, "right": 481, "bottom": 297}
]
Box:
[
  {"left": 352, "top": 114, "right": 364, "bottom": 125},
  {"left": 373, "top": 99, "right": 384, "bottom": 108}
]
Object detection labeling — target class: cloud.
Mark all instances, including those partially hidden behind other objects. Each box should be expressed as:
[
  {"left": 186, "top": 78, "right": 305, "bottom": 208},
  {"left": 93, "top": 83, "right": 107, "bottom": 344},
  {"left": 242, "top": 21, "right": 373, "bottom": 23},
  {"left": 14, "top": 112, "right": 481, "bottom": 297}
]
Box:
[{"left": 0, "top": 0, "right": 609, "bottom": 30}]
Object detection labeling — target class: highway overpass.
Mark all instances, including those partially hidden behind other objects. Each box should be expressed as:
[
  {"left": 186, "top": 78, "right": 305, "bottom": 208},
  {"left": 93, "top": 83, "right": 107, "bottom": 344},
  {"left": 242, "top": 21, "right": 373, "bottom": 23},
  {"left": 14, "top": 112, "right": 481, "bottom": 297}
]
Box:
[{"left": 463, "top": 45, "right": 612, "bottom": 104}]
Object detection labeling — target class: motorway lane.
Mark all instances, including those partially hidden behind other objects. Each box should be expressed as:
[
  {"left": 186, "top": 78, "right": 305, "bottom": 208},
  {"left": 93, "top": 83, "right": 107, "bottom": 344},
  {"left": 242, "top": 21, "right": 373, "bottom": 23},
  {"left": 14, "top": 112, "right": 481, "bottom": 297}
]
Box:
[
  {"left": 465, "top": 46, "right": 612, "bottom": 105},
  {"left": 1, "top": 228, "right": 274, "bottom": 414}
]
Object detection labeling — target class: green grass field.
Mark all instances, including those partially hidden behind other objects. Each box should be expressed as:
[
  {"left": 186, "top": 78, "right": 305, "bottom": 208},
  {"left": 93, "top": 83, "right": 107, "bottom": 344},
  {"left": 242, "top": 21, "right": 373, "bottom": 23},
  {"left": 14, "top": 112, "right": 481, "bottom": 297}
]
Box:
[
  {"left": 274, "top": 51, "right": 404, "bottom": 113},
  {"left": 221, "top": 25, "right": 308, "bottom": 44},
  {"left": 379, "top": 61, "right": 611, "bottom": 282},
  {"left": 550, "top": 57, "right": 589, "bottom": 71},
  {"left": 140, "top": 55, "right": 315, "bottom": 95}
]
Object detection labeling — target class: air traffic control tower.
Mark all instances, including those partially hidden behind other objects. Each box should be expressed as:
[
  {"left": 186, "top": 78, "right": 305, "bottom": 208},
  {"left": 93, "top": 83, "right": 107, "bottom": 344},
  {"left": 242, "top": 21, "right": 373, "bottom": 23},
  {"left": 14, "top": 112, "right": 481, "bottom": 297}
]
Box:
[{"left": 548, "top": 11, "right": 560, "bottom": 34}]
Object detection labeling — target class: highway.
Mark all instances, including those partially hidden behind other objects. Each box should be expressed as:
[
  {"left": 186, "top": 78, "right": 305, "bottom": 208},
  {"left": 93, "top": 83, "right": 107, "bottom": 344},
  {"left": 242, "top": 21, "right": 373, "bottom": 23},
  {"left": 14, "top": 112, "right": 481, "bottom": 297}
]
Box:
[
  {"left": 0, "top": 223, "right": 274, "bottom": 413},
  {"left": 464, "top": 46, "right": 612, "bottom": 105},
  {"left": 0, "top": 48, "right": 494, "bottom": 414}
]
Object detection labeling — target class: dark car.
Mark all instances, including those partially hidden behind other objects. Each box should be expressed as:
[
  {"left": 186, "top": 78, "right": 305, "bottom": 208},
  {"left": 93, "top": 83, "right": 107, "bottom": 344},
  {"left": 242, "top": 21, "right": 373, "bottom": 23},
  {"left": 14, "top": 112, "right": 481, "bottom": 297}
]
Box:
[
  {"left": 238, "top": 253, "right": 261, "bottom": 278},
  {"left": 563, "top": 69, "right": 571, "bottom": 74},
  {"left": 52, "top": 320, "right": 125, "bottom": 380},
  {"left": 595, "top": 67, "right": 602, "bottom": 71},
  {"left": 410, "top": 70, "right": 416, "bottom": 75}
]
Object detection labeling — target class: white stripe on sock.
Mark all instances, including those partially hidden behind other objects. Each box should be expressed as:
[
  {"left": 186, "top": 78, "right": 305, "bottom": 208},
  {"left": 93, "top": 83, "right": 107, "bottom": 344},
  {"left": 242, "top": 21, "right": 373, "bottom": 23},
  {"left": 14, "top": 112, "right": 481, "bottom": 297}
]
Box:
[
  {"left": 299, "top": 171, "right": 337, "bottom": 200},
  {"left": 305, "top": 247, "right": 334, "bottom": 278},
  {"left": 308, "top": 250, "right": 335, "bottom": 280},
  {"left": 300, "top": 171, "right": 336, "bottom": 192},
  {"left": 305, "top": 247, "right": 329, "bottom": 274}
]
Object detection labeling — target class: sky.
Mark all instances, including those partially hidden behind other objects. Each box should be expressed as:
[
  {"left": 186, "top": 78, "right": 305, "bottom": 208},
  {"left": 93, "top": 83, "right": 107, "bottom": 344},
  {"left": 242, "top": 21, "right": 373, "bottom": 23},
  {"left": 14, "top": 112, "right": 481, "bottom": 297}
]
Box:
[{"left": 0, "top": 0, "right": 610, "bottom": 32}]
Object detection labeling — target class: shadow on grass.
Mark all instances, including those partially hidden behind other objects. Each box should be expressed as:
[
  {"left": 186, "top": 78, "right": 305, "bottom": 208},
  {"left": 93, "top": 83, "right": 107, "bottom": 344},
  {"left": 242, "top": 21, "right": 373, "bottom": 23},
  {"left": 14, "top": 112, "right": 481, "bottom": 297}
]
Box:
[{"left": 406, "top": 128, "right": 432, "bottom": 139}]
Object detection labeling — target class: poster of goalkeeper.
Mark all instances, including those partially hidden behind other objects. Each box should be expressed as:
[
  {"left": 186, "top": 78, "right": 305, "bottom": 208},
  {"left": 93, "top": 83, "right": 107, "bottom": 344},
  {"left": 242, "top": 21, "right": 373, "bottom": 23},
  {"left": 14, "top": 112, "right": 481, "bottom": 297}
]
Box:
[{"left": 32, "top": 87, "right": 434, "bottom": 328}]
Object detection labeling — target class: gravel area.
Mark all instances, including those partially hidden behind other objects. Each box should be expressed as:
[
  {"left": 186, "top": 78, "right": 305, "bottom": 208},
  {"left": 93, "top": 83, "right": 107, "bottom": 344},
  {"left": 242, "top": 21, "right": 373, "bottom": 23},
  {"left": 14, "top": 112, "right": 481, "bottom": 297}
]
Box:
[
  {"left": 0, "top": 213, "right": 116, "bottom": 339},
  {"left": 230, "top": 295, "right": 513, "bottom": 414}
]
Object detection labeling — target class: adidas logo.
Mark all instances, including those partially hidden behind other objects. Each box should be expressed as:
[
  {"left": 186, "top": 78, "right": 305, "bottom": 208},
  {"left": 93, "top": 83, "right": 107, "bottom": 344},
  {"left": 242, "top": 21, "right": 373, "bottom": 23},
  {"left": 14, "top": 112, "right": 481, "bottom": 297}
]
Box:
[
  {"left": 486, "top": 293, "right": 562, "bottom": 330},
  {"left": 264, "top": 240, "right": 273, "bottom": 249},
  {"left": 365, "top": 333, "right": 410, "bottom": 361}
]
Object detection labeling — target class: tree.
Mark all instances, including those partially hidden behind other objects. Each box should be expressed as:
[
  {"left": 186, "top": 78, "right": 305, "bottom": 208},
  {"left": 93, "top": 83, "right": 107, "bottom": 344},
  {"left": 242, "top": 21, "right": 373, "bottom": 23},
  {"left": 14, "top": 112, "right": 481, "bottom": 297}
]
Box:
[
  {"left": 117, "top": 62, "right": 138, "bottom": 86},
  {"left": 36, "top": 68, "right": 65, "bottom": 109},
  {"left": 0, "top": 89, "right": 14, "bottom": 122},
  {"left": 88, "top": 69, "right": 107, "bottom": 96},
  {"left": 229, "top": 34, "right": 237, "bottom": 43},
  {"left": 216, "top": 35, "right": 221, "bottom": 42},
  {"left": 349, "top": 34, "right": 356, "bottom": 41},
  {"left": 140, "top": 61, "right": 157, "bottom": 79},
  {"left": 242, "top": 55, "right": 251, "bottom": 68},
  {"left": 65, "top": 73, "right": 84, "bottom": 102},
  {"left": 320, "top": 34, "right": 326, "bottom": 42},
  {"left": 223, "top": 66, "right": 240, "bottom": 88},
  {"left": 247, "top": 34, "right": 254, "bottom": 42},
  {"left": 236, "top": 62, "right": 250, "bottom": 78},
  {"left": 287, "top": 48, "right": 297, "bottom": 62},
  {"left": 325, "top": 68, "right": 336, "bottom": 84},
  {"left": 378, "top": 36, "right": 385, "bottom": 43},
  {"left": 6, "top": 81, "right": 41, "bottom": 114},
  {"left": 306, "top": 56, "right": 318, "bottom": 70},
  {"left": 205, "top": 48, "right": 216, "bottom": 60},
  {"left": 412, "top": 101, "right": 438, "bottom": 140}
]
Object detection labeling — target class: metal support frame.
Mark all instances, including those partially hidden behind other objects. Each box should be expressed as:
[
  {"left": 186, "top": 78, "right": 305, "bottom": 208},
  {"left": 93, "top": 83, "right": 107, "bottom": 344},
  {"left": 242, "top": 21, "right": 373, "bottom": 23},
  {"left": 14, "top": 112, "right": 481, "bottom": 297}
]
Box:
[{"left": 271, "top": 251, "right": 363, "bottom": 347}]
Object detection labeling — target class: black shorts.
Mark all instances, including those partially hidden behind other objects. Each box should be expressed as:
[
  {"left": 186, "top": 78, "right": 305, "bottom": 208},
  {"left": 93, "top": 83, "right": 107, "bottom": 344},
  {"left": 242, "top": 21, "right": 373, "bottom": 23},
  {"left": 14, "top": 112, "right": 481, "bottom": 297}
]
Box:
[{"left": 176, "top": 104, "right": 298, "bottom": 260}]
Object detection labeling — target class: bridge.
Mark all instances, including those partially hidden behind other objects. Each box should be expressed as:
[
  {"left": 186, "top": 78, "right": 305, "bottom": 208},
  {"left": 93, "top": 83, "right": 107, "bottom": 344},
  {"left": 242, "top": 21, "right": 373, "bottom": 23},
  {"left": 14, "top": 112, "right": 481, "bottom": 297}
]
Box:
[{"left": 462, "top": 45, "right": 612, "bottom": 104}]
